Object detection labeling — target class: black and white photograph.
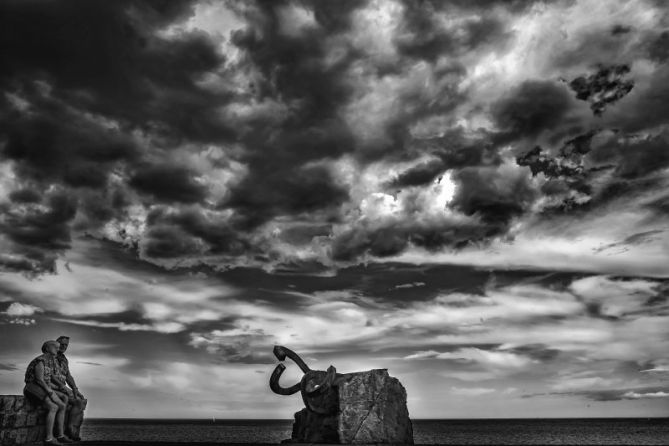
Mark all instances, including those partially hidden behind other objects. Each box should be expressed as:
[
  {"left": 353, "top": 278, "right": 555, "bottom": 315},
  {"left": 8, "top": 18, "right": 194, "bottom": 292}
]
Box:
[{"left": 0, "top": 0, "right": 668, "bottom": 444}]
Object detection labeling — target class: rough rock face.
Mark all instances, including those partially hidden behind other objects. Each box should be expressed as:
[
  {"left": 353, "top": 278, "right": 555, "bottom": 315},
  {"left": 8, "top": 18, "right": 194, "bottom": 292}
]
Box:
[
  {"left": 291, "top": 407, "right": 339, "bottom": 443},
  {"left": 287, "top": 369, "right": 413, "bottom": 444},
  {"left": 0, "top": 395, "right": 47, "bottom": 445}
]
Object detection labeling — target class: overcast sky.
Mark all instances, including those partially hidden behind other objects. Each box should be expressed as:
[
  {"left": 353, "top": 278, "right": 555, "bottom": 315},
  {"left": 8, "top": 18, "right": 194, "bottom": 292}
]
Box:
[{"left": 1, "top": 0, "right": 668, "bottom": 419}]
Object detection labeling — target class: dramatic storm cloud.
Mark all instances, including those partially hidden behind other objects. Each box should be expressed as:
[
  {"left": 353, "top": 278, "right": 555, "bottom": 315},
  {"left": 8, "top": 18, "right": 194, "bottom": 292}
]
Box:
[{"left": 1, "top": 0, "right": 668, "bottom": 418}]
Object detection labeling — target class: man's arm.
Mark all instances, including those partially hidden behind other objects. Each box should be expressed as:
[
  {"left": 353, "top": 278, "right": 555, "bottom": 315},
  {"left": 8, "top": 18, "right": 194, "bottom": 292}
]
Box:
[
  {"left": 66, "top": 371, "right": 84, "bottom": 399},
  {"left": 51, "top": 373, "right": 73, "bottom": 398}
]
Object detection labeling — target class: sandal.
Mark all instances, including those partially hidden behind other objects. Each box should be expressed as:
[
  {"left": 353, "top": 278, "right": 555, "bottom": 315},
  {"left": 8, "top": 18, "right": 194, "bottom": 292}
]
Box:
[{"left": 56, "top": 436, "right": 73, "bottom": 444}]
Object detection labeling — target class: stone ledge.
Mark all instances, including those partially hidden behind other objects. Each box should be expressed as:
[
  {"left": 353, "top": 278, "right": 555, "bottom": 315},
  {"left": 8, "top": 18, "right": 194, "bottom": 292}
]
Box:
[{"left": 0, "top": 395, "right": 47, "bottom": 445}]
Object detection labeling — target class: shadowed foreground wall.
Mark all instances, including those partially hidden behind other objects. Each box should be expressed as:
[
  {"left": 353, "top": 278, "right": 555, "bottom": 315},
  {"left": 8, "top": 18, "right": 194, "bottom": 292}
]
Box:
[{"left": 0, "top": 395, "right": 46, "bottom": 445}]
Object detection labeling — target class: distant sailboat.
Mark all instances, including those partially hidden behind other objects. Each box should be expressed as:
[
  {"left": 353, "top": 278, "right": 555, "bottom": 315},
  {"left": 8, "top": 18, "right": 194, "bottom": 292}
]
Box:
[{"left": 212, "top": 416, "right": 216, "bottom": 423}]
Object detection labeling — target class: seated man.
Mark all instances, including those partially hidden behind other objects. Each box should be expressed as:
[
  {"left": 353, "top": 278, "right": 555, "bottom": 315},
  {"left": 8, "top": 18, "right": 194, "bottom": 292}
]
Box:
[
  {"left": 23, "top": 340, "right": 72, "bottom": 445},
  {"left": 52, "top": 336, "right": 87, "bottom": 442}
]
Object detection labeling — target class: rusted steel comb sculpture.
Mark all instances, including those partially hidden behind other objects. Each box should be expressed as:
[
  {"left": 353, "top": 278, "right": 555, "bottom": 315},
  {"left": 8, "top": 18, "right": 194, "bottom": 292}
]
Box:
[{"left": 269, "top": 345, "right": 342, "bottom": 415}]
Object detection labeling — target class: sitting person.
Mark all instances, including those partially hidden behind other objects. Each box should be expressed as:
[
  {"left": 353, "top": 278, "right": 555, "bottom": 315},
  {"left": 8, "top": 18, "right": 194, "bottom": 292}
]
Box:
[
  {"left": 23, "top": 340, "right": 73, "bottom": 445},
  {"left": 52, "top": 336, "right": 87, "bottom": 441}
]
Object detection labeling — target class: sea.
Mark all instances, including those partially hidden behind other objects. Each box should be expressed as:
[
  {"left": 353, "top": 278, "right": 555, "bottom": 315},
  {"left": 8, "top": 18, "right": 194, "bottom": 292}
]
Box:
[{"left": 79, "top": 418, "right": 669, "bottom": 444}]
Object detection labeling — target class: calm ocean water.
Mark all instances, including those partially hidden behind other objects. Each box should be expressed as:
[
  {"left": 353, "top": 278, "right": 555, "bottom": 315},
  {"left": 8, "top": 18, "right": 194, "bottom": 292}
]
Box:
[{"left": 80, "top": 418, "right": 669, "bottom": 445}]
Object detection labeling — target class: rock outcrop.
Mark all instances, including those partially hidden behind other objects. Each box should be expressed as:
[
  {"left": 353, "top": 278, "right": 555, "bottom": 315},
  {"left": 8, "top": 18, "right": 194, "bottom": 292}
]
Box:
[{"left": 286, "top": 369, "right": 413, "bottom": 444}]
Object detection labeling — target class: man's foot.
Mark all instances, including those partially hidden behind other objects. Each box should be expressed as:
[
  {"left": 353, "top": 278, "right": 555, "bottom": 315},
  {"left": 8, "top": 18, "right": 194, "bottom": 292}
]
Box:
[
  {"left": 43, "top": 439, "right": 62, "bottom": 446},
  {"left": 56, "top": 436, "right": 73, "bottom": 443}
]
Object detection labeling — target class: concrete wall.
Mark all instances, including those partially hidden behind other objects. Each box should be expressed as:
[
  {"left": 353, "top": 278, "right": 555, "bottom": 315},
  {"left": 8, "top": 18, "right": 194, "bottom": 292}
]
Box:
[{"left": 0, "top": 395, "right": 46, "bottom": 445}]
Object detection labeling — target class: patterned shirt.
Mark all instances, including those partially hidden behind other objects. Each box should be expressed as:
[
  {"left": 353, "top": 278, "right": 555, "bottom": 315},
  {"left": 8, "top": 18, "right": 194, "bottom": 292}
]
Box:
[
  {"left": 54, "top": 352, "right": 70, "bottom": 386},
  {"left": 25, "top": 354, "right": 58, "bottom": 387}
]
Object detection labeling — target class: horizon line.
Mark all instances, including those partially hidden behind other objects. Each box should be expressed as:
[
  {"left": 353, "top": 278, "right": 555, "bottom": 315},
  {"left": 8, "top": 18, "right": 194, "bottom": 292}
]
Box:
[{"left": 84, "top": 416, "right": 669, "bottom": 420}]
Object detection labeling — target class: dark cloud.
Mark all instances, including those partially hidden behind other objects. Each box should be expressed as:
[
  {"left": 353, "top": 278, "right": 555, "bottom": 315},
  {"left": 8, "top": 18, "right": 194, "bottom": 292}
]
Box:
[
  {"left": 611, "top": 25, "right": 633, "bottom": 36},
  {"left": 568, "top": 64, "right": 634, "bottom": 116},
  {"left": 0, "top": 0, "right": 233, "bottom": 274},
  {"left": 539, "top": 129, "right": 669, "bottom": 213},
  {"left": 394, "top": 2, "right": 456, "bottom": 62},
  {"left": 0, "top": 191, "right": 78, "bottom": 274},
  {"left": 220, "top": 1, "right": 470, "bottom": 234},
  {"left": 0, "top": 95, "right": 138, "bottom": 189},
  {"left": 646, "top": 30, "right": 669, "bottom": 63},
  {"left": 514, "top": 131, "right": 600, "bottom": 212},
  {"left": 517, "top": 146, "right": 583, "bottom": 179},
  {"left": 450, "top": 166, "right": 537, "bottom": 226},
  {"left": 73, "top": 189, "right": 130, "bottom": 231},
  {"left": 401, "top": 0, "right": 541, "bottom": 14},
  {"left": 612, "top": 132, "right": 669, "bottom": 180},
  {"left": 226, "top": 165, "right": 349, "bottom": 230},
  {"left": 331, "top": 217, "right": 491, "bottom": 261},
  {"left": 331, "top": 224, "right": 408, "bottom": 260},
  {"left": 0, "top": 0, "right": 666, "bottom": 277},
  {"left": 214, "top": 1, "right": 364, "bottom": 229},
  {"left": 129, "top": 164, "right": 208, "bottom": 204},
  {"left": 603, "top": 65, "right": 669, "bottom": 133},
  {"left": 506, "top": 344, "right": 561, "bottom": 362},
  {"left": 388, "top": 130, "right": 502, "bottom": 189},
  {"left": 645, "top": 193, "right": 669, "bottom": 216},
  {"left": 492, "top": 80, "right": 572, "bottom": 140},
  {"left": 276, "top": 223, "right": 332, "bottom": 246},
  {"left": 142, "top": 226, "right": 201, "bottom": 259},
  {"left": 395, "top": 1, "right": 510, "bottom": 62},
  {"left": 388, "top": 160, "right": 446, "bottom": 188},
  {"left": 0, "top": 255, "right": 43, "bottom": 275},
  {"left": 0, "top": 0, "right": 231, "bottom": 143},
  {"left": 433, "top": 131, "right": 502, "bottom": 170},
  {"left": 141, "top": 207, "right": 251, "bottom": 260},
  {"left": 4, "top": 192, "right": 77, "bottom": 249},
  {"left": 8, "top": 189, "right": 42, "bottom": 204},
  {"left": 310, "top": 0, "right": 362, "bottom": 32},
  {"left": 219, "top": 263, "right": 586, "bottom": 309},
  {"left": 515, "top": 127, "right": 669, "bottom": 214}
]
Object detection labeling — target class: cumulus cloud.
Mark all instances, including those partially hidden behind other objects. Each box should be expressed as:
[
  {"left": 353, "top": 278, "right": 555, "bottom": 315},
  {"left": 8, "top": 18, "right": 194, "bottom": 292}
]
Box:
[
  {"left": 188, "top": 329, "right": 276, "bottom": 364},
  {"left": 622, "top": 391, "right": 669, "bottom": 399},
  {"left": 405, "top": 347, "right": 535, "bottom": 369},
  {"left": 4, "top": 302, "right": 42, "bottom": 316},
  {"left": 569, "top": 275, "right": 661, "bottom": 319}
]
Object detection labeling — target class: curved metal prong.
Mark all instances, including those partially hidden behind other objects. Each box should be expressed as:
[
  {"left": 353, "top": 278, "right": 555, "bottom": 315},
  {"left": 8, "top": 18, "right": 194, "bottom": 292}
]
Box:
[
  {"left": 269, "top": 363, "right": 301, "bottom": 395},
  {"left": 273, "top": 345, "right": 287, "bottom": 361},
  {"left": 272, "top": 345, "right": 311, "bottom": 373}
]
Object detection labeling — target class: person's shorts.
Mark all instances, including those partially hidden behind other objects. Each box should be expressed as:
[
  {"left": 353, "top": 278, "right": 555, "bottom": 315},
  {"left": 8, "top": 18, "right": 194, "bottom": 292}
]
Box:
[
  {"left": 23, "top": 382, "right": 48, "bottom": 404},
  {"left": 53, "top": 388, "right": 72, "bottom": 399}
]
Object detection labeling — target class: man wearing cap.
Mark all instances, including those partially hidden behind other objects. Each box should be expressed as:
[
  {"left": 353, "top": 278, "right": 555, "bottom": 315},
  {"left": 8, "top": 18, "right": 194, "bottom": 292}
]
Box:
[{"left": 52, "top": 336, "right": 87, "bottom": 442}]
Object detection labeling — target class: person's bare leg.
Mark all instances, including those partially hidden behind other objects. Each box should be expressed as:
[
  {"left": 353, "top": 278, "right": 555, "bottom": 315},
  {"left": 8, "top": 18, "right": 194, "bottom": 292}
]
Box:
[
  {"left": 52, "top": 393, "right": 68, "bottom": 438},
  {"left": 53, "top": 391, "right": 73, "bottom": 438},
  {"left": 44, "top": 399, "right": 58, "bottom": 442}
]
